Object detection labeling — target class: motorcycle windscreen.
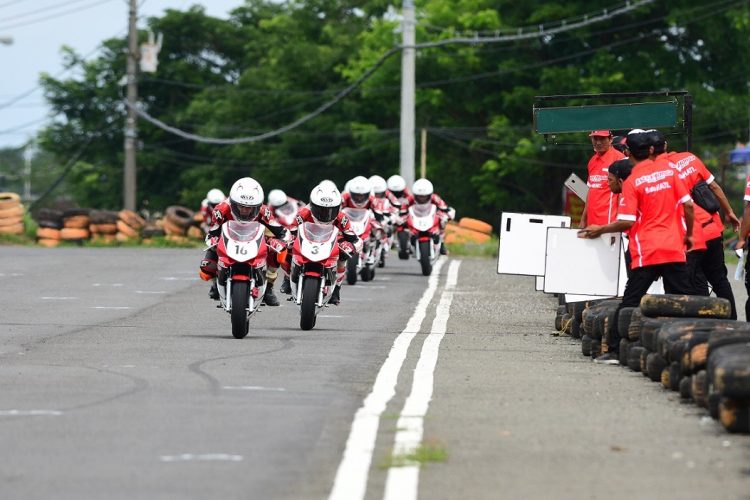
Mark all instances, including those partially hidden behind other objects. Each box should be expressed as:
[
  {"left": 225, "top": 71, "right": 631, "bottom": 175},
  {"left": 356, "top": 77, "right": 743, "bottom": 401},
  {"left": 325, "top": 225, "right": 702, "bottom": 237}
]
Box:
[
  {"left": 543, "top": 227, "right": 621, "bottom": 296},
  {"left": 342, "top": 208, "right": 369, "bottom": 222},
  {"left": 497, "top": 213, "right": 571, "bottom": 276},
  {"left": 301, "top": 222, "right": 336, "bottom": 242},
  {"left": 225, "top": 221, "right": 263, "bottom": 242},
  {"left": 410, "top": 203, "right": 436, "bottom": 218}
]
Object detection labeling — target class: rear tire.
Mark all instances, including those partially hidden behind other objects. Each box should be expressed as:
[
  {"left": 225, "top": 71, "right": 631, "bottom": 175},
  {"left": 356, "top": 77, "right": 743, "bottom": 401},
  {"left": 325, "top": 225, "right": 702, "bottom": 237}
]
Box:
[
  {"left": 231, "top": 281, "right": 250, "bottom": 339},
  {"left": 419, "top": 240, "right": 432, "bottom": 276},
  {"left": 300, "top": 277, "right": 320, "bottom": 331},
  {"left": 398, "top": 231, "right": 410, "bottom": 259},
  {"left": 346, "top": 254, "right": 359, "bottom": 285}
]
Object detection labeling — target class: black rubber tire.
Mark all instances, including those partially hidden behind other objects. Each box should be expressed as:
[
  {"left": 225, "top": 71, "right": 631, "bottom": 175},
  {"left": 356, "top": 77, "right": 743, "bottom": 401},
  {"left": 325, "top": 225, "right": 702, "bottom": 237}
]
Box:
[
  {"left": 691, "top": 370, "right": 708, "bottom": 408},
  {"left": 591, "top": 338, "right": 601, "bottom": 359},
  {"left": 300, "top": 277, "right": 320, "bottom": 331},
  {"left": 230, "top": 280, "right": 250, "bottom": 339},
  {"left": 628, "top": 346, "right": 645, "bottom": 372},
  {"left": 571, "top": 302, "right": 586, "bottom": 323},
  {"left": 34, "top": 208, "right": 63, "bottom": 225},
  {"left": 646, "top": 352, "right": 668, "bottom": 383},
  {"left": 719, "top": 399, "right": 750, "bottom": 433},
  {"left": 668, "top": 362, "right": 682, "bottom": 391},
  {"left": 561, "top": 313, "right": 572, "bottom": 335},
  {"left": 628, "top": 309, "right": 643, "bottom": 341},
  {"left": 679, "top": 376, "right": 692, "bottom": 399},
  {"left": 581, "top": 335, "right": 592, "bottom": 357},
  {"left": 555, "top": 306, "right": 566, "bottom": 331},
  {"left": 707, "top": 344, "right": 750, "bottom": 399},
  {"left": 89, "top": 210, "right": 119, "bottom": 224},
  {"left": 619, "top": 339, "right": 630, "bottom": 366},
  {"left": 640, "top": 294, "right": 731, "bottom": 319},
  {"left": 165, "top": 205, "right": 195, "bottom": 229},
  {"left": 419, "top": 240, "right": 432, "bottom": 276},
  {"left": 142, "top": 225, "right": 165, "bottom": 238},
  {"left": 398, "top": 231, "right": 410, "bottom": 260},
  {"left": 62, "top": 207, "right": 90, "bottom": 218},
  {"left": 707, "top": 329, "right": 750, "bottom": 355},
  {"left": 582, "top": 308, "right": 595, "bottom": 336},
  {"left": 37, "top": 219, "right": 63, "bottom": 229},
  {"left": 346, "top": 254, "right": 359, "bottom": 285},
  {"left": 570, "top": 317, "right": 581, "bottom": 339},
  {"left": 640, "top": 348, "right": 650, "bottom": 376},
  {"left": 708, "top": 392, "right": 721, "bottom": 420},
  {"left": 617, "top": 307, "right": 636, "bottom": 340}
]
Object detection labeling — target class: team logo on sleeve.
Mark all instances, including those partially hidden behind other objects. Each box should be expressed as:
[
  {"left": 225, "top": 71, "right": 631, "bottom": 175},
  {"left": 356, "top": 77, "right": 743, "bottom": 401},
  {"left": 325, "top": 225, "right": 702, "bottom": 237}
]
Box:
[{"left": 213, "top": 209, "right": 222, "bottom": 222}]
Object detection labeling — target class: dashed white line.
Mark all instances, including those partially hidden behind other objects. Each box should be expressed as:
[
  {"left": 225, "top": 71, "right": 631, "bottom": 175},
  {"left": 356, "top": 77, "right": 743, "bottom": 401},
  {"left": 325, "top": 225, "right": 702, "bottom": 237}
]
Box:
[
  {"left": 0, "top": 410, "right": 62, "bottom": 416},
  {"left": 222, "top": 386, "right": 286, "bottom": 392},
  {"left": 327, "top": 257, "right": 446, "bottom": 500},
  {"left": 92, "top": 306, "right": 132, "bottom": 310},
  {"left": 383, "top": 260, "right": 461, "bottom": 500},
  {"left": 41, "top": 297, "right": 77, "bottom": 300},
  {"left": 135, "top": 290, "right": 166, "bottom": 294}
]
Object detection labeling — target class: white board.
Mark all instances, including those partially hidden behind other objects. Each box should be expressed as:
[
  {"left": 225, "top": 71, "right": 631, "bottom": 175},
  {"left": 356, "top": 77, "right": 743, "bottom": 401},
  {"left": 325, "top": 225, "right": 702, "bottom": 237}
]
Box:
[
  {"left": 544, "top": 228, "right": 621, "bottom": 296},
  {"left": 564, "top": 173, "right": 589, "bottom": 202},
  {"left": 497, "top": 213, "right": 571, "bottom": 276}
]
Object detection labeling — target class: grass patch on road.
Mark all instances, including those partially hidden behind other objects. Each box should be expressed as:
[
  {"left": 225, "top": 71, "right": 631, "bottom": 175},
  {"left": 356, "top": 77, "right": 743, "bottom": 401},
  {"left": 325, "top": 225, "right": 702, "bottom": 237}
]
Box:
[
  {"left": 446, "top": 237, "right": 497, "bottom": 258},
  {"left": 379, "top": 440, "right": 448, "bottom": 468}
]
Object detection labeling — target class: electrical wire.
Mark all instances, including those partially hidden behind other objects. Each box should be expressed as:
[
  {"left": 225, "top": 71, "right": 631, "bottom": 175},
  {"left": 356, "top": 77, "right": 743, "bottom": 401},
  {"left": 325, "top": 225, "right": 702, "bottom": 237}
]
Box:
[
  {"left": 27, "top": 135, "right": 94, "bottom": 211},
  {"left": 0, "top": 0, "right": 116, "bottom": 31},
  {"left": 0, "top": 0, "right": 102, "bottom": 23},
  {"left": 0, "top": 0, "right": 24, "bottom": 9}
]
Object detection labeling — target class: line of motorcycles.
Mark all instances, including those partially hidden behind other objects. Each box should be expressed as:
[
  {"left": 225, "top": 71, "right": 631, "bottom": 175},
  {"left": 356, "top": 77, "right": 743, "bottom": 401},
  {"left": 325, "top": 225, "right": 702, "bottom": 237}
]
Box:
[{"left": 210, "top": 201, "right": 446, "bottom": 338}]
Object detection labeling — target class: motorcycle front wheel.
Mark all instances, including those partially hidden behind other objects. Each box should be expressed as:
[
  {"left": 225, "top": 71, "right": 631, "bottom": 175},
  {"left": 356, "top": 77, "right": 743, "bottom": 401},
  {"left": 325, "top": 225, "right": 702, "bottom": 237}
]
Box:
[
  {"left": 231, "top": 280, "right": 250, "bottom": 339},
  {"left": 398, "top": 231, "right": 410, "bottom": 260},
  {"left": 300, "top": 277, "right": 320, "bottom": 331},
  {"left": 346, "top": 254, "right": 359, "bottom": 285},
  {"left": 419, "top": 240, "right": 432, "bottom": 276}
]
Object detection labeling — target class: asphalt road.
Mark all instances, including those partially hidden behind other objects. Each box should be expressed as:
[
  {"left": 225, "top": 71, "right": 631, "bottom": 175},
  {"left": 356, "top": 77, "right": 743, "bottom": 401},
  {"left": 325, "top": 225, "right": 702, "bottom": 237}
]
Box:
[{"left": 1, "top": 247, "right": 749, "bottom": 500}]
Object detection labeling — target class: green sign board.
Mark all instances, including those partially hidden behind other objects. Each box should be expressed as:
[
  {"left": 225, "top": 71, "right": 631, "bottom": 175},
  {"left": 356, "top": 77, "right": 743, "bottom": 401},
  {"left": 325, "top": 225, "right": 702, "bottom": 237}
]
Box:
[{"left": 534, "top": 102, "right": 678, "bottom": 134}]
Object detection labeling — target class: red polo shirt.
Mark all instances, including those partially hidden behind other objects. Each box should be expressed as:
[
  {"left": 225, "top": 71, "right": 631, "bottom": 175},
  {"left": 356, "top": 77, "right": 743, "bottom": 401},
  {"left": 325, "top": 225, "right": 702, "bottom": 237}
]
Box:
[
  {"left": 617, "top": 159, "right": 692, "bottom": 269},
  {"left": 744, "top": 174, "right": 750, "bottom": 202},
  {"left": 586, "top": 147, "right": 625, "bottom": 225},
  {"left": 667, "top": 151, "right": 723, "bottom": 241}
]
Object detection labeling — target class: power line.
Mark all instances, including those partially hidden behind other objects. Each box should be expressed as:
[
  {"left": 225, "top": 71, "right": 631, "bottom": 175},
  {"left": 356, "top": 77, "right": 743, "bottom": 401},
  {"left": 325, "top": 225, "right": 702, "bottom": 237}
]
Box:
[
  {"left": 0, "top": 0, "right": 116, "bottom": 31},
  {"left": 0, "top": 0, "right": 24, "bottom": 9},
  {"left": 0, "top": 0, "right": 101, "bottom": 23},
  {"left": 27, "top": 135, "right": 94, "bottom": 211}
]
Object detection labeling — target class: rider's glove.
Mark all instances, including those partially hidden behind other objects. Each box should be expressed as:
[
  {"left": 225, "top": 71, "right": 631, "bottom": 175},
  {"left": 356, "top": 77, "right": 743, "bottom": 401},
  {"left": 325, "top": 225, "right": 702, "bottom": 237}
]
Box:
[
  {"left": 267, "top": 238, "right": 286, "bottom": 253},
  {"left": 339, "top": 241, "right": 355, "bottom": 256}
]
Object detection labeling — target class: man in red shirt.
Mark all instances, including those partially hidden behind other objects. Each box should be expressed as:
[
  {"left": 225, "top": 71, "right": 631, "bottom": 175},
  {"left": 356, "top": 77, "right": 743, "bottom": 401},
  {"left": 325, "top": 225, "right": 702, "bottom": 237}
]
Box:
[
  {"left": 734, "top": 175, "right": 750, "bottom": 319},
  {"left": 648, "top": 130, "right": 739, "bottom": 319},
  {"left": 580, "top": 131, "right": 695, "bottom": 363},
  {"left": 579, "top": 130, "right": 626, "bottom": 228}
]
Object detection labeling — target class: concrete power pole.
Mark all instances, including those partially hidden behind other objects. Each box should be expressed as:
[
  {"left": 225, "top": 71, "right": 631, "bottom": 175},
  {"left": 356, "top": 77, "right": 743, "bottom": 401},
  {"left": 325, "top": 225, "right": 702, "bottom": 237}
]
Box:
[
  {"left": 399, "top": 0, "right": 416, "bottom": 189},
  {"left": 123, "top": 0, "right": 138, "bottom": 211}
]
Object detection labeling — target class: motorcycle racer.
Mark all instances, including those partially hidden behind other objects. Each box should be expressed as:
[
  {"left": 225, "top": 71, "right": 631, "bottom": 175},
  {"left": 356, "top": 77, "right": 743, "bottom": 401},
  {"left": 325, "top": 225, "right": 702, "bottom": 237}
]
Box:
[
  {"left": 400, "top": 178, "right": 454, "bottom": 255},
  {"left": 199, "top": 177, "right": 288, "bottom": 306},
  {"left": 199, "top": 188, "right": 226, "bottom": 231}
]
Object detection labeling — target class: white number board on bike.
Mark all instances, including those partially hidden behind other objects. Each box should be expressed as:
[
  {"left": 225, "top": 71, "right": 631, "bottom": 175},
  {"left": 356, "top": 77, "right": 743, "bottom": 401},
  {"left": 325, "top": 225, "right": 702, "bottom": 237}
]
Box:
[
  {"left": 543, "top": 228, "right": 621, "bottom": 296},
  {"left": 497, "top": 213, "right": 571, "bottom": 276}
]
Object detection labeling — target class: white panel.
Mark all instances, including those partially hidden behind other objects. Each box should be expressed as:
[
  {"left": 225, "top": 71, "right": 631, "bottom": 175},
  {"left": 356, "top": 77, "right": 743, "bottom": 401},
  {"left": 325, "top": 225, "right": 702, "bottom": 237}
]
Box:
[
  {"left": 535, "top": 276, "right": 544, "bottom": 291},
  {"left": 565, "top": 293, "right": 614, "bottom": 303},
  {"left": 564, "top": 173, "right": 589, "bottom": 202},
  {"left": 497, "top": 213, "right": 571, "bottom": 276},
  {"left": 544, "top": 228, "right": 621, "bottom": 296}
]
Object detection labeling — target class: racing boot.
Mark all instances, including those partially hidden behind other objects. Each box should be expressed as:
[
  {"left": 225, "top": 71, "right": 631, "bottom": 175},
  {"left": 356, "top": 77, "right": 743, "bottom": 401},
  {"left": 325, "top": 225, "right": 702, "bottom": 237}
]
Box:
[
  {"left": 208, "top": 280, "right": 220, "bottom": 300},
  {"left": 440, "top": 242, "right": 448, "bottom": 255},
  {"left": 329, "top": 285, "right": 341, "bottom": 305},
  {"left": 263, "top": 282, "right": 280, "bottom": 306},
  {"left": 280, "top": 275, "right": 292, "bottom": 295}
]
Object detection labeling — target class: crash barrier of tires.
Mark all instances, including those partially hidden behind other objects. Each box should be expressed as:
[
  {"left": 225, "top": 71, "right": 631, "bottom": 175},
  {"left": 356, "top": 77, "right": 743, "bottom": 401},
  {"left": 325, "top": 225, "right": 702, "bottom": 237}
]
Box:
[
  {"left": 445, "top": 217, "right": 493, "bottom": 244},
  {"left": 160, "top": 205, "right": 203, "bottom": 243},
  {"left": 554, "top": 294, "right": 750, "bottom": 433},
  {"left": 0, "top": 192, "right": 26, "bottom": 236}
]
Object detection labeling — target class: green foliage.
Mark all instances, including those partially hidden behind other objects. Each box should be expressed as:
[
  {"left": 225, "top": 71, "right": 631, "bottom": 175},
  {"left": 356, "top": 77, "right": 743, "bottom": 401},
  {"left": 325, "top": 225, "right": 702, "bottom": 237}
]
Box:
[{"left": 35, "top": 0, "right": 750, "bottom": 222}]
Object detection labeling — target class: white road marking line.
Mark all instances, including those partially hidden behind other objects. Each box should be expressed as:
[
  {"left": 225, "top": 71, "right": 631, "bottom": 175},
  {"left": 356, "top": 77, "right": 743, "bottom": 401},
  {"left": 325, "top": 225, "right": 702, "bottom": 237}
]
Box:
[
  {"left": 383, "top": 260, "right": 461, "bottom": 500},
  {"left": 0, "top": 410, "right": 62, "bottom": 416},
  {"left": 327, "top": 257, "right": 446, "bottom": 500},
  {"left": 91, "top": 306, "right": 132, "bottom": 310},
  {"left": 160, "top": 454, "right": 243, "bottom": 462},
  {"left": 41, "top": 296, "right": 77, "bottom": 300},
  {"left": 319, "top": 315, "right": 348, "bottom": 318},
  {"left": 0, "top": 273, "right": 23, "bottom": 277},
  {"left": 223, "top": 386, "right": 286, "bottom": 392},
  {"left": 160, "top": 277, "right": 199, "bottom": 281},
  {"left": 135, "top": 290, "right": 166, "bottom": 294}
]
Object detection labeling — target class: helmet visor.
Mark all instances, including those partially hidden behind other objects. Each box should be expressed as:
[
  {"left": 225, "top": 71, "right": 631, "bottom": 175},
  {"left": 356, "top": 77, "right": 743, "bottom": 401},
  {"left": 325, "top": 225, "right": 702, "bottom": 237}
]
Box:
[
  {"left": 231, "top": 200, "right": 260, "bottom": 221},
  {"left": 414, "top": 194, "right": 431, "bottom": 204},
  {"left": 351, "top": 192, "right": 369, "bottom": 206},
  {"left": 311, "top": 204, "right": 339, "bottom": 223},
  {"left": 391, "top": 190, "right": 404, "bottom": 199}
]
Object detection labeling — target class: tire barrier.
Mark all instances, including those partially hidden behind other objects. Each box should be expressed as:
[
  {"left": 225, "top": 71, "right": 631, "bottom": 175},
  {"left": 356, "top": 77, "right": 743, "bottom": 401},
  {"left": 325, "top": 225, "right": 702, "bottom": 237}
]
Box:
[
  {"left": 165, "top": 206, "right": 194, "bottom": 230},
  {"left": 445, "top": 222, "right": 491, "bottom": 244},
  {"left": 457, "top": 217, "right": 493, "bottom": 234},
  {"left": 551, "top": 293, "right": 750, "bottom": 433},
  {"left": 0, "top": 192, "right": 25, "bottom": 236}
]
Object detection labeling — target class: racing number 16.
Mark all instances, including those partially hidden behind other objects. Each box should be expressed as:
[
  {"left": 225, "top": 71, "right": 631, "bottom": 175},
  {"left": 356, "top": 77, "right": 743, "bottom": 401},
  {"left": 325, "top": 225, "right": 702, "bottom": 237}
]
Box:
[{"left": 235, "top": 244, "right": 248, "bottom": 255}]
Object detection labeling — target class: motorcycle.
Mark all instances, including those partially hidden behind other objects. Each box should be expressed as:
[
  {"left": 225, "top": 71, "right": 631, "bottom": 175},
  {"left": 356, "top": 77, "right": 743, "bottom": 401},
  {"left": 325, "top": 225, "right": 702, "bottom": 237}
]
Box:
[
  {"left": 371, "top": 197, "right": 392, "bottom": 268},
  {"left": 290, "top": 222, "right": 341, "bottom": 331},
  {"left": 394, "top": 196, "right": 412, "bottom": 260},
  {"left": 342, "top": 207, "right": 380, "bottom": 284},
  {"left": 213, "top": 220, "right": 272, "bottom": 339},
  {"left": 274, "top": 202, "right": 298, "bottom": 229},
  {"left": 405, "top": 203, "right": 442, "bottom": 276}
]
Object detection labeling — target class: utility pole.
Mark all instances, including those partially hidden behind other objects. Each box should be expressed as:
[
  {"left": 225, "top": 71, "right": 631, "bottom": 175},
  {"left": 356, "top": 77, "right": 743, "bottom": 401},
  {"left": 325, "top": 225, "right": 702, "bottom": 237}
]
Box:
[
  {"left": 123, "top": 0, "right": 138, "bottom": 211},
  {"left": 23, "top": 144, "right": 33, "bottom": 202},
  {"left": 420, "top": 128, "right": 427, "bottom": 179},
  {"left": 399, "top": 0, "right": 416, "bottom": 189}
]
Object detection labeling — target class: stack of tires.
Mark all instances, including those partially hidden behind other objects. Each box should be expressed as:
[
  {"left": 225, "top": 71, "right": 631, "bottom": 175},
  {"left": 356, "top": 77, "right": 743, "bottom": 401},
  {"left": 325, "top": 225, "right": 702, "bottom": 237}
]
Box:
[
  {"left": 579, "top": 300, "right": 620, "bottom": 358},
  {"left": 162, "top": 206, "right": 196, "bottom": 242},
  {"left": 60, "top": 209, "right": 91, "bottom": 244},
  {"left": 0, "top": 192, "right": 25, "bottom": 237},
  {"left": 705, "top": 327, "right": 750, "bottom": 432},
  {"left": 445, "top": 217, "right": 492, "bottom": 244},
  {"left": 34, "top": 208, "right": 64, "bottom": 246},
  {"left": 89, "top": 210, "right": 119, "bottom": 243},
  {"left": 117, "top": 210, "right": 145, "bottom": 241}
]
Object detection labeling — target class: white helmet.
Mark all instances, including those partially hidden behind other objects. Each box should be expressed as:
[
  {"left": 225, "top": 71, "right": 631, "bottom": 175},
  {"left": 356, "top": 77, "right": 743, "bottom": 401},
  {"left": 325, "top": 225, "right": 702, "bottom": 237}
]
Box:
[
  {"left": 309, "top": 180, "right": 342, "bottom": 223},
  {"left": 369, "top": 175, "right": 387, "bottom": 196},
  {"left": 206, "top": 188, "right": 225, "bottom": 206},
  {"left": 267, "top": 189, "right": 288, "bottom": 208},
  {"left": 387, "top": 174, "right": 407, "bottom": 197},
  {"left": 229, "top": 177, "right": 264, "bottom": 221},
  {"left": 348, "top": 176, "right": 371, "bottom": 207},
  {"left": 412, "top": 178, "right": 434, "bottom": 205}
]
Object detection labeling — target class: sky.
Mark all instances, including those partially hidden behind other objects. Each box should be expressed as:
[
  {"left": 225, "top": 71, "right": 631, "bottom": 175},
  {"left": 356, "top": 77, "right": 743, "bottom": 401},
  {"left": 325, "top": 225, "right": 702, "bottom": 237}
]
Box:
[{"left": 0, "top": 0, "right": 243, "bottom": 149}]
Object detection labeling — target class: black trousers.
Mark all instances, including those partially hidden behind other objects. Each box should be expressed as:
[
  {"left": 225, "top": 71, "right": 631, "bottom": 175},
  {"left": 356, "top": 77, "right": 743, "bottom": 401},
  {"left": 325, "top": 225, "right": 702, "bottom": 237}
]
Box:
[
  {"left": 744, "top": 239, "right": 750, "bottom": 320},
  {"left": 610, "top": 262, "right": 694, "bottom": 353},
  {"left": 687, "top": 237, "right": 737, "bottom": 320}
]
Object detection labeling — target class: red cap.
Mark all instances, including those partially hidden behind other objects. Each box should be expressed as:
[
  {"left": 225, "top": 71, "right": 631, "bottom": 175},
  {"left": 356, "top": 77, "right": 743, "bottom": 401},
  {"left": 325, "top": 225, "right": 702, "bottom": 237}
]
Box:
[{"left": 589, "top": 130, "right": 612, "bottom": 137}]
